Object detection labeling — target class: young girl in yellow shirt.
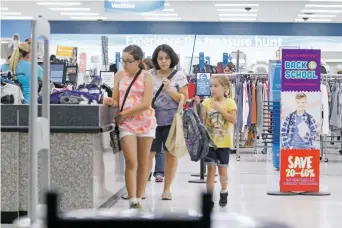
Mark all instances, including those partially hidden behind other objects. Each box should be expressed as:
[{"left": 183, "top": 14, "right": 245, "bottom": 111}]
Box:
[{"left": 201, "top": 75, "right": 237, "bottom": 208}]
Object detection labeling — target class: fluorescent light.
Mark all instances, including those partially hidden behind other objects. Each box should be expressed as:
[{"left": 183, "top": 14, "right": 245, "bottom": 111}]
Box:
[
  {"left": 295, "top": 18, "right": 332, "bottom": 22},
  {"left": 305, "top": 4, "right": 342, "bottom": 7},
  {"left": 1, "top": 40, "right": 9, "bottom": 44},
  {"left": 215, "top": 3, "right": 259, "bottom": 7},
  {"left": 310, "top": 0, "right": 342, "bottom": 1},
  {"left": 1, "top": 12, "right": 22, "bottom": 16},
  {"left": 141, "top": 13, "right": 178, "bottom": 16},
  {"left": 219, "top": 13, "right": 257, "bottom": 17},
  {"left": 61, "top": 12, "right": 99, "bottom": 16},
  {"left": 37, "top": 2, "right": 81, "bottom": 6},
  {"left": 324, "top": 59, "right": 342, "bottom": 62},
  {"left": 161, "top": 8, "right": 174, "bottom": 12},
  {"left": 70, "top": 16, "right": 106, "bottom": 20},
  {"left": 217, "top": 9, "right": 258, "bottom": 12},
  {"left": 1, "top": 16, "right": 33, "bottom": 20},
  {"left": 298, "top": 14, "right": 336, "bottom": 17},
  {"left": 301, "top": 9, "right": 342, "bottom": 13},
  {"left": 164, "top": 3, "right": 170, "bottom": 6},
  {"left": 220, "top": 17, "right": 257, "bottom": 21},
  {"left": 144, "top": 17, "right": 181, "bottom": 21},
  {"left": 0, "top": 7, "right": 8, "bottom": 11},
  {"left": 49, "top": 7, "right": 90, "bottom": 11}
]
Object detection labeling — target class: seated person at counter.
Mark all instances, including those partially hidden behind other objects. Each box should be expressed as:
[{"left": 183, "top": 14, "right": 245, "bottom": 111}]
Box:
[{"left": 9, "top": 42, "right": 43, "bottom": 104}]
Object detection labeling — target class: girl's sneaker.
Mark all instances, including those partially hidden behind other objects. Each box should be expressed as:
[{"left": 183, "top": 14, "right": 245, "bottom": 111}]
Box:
[
  {"left": 129, "top": 202, "right": 141, "bottom": 209},
  {"left": 219, "top": 192, "right": 228, "bottom": 207},
  {"left": 155, "top": 175, "right": 164, "bottom": 182}
]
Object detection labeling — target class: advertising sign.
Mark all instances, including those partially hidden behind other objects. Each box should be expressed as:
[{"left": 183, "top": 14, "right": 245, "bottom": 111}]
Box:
[
  {"left": 115, "top": 52, "right": 120, "bottom": 69},
  {"left": 280, "top": 149, "right": 320, "bottom": 192},
  {"left": 223, "top": 53, "right": 228, "bottom": 67},
  {"left": 280, "top": 49, "right": 321, "bottom": 193},
  {"left": 104, "top": 0, "right": 164, "bottom": 13},
  {"left": 281, "top": 49, "right": 321, "bottom": 92},
  {"left": 56, "top": 45, "right": 73, "bottom": 57},
  {"left": 79, "top": 52, "right": 87, "bottom": 74},
  {"left": 196, "top": 73, "right": 211, "bottom": 96},
  {"left": 199, "top": 52, "right": 204, "bottom": 71},
  {"left": 101, "top": 36, "right": 109, "bottom": 68}
]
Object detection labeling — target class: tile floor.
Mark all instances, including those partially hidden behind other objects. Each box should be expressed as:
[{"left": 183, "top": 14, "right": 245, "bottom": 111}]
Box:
[{"left": 111, "top": 151, "right": 342, "bottom": 228}]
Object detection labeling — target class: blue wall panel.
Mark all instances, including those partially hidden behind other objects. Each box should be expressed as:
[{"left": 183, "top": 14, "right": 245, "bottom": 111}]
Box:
[
  {"left": 2, "top": 20, "right": 342, "bottom": 36},
  {"left": 1, "top": 20, "right": 32, "bottom": 40}
]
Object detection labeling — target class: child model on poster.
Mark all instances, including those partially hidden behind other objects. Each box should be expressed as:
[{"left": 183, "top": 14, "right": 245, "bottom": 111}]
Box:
[
  {"left": 281, "top": 92, "right": 318, "bottom": 149},
  {"left": 201, "top": 75, "right": 237, "bottom": 208}
]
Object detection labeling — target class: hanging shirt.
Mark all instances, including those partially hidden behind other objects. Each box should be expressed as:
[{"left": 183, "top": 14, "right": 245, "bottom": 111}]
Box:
[
  {"left": 251, "top": 82, "right": 257, "bottom": 124},
  {"left": 15, "top": 60, "right": 43, "bottom": 104},
  {"left": 202, "top": 97, "right": 237, "bottom": 148},
  {"left": 320, "top": 83, "right": 330, "bottom": 135}
]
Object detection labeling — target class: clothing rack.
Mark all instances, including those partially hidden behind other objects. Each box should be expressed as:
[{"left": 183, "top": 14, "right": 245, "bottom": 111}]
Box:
[{"left": 321, "top": 74, "right": 342, "bottom": 162}]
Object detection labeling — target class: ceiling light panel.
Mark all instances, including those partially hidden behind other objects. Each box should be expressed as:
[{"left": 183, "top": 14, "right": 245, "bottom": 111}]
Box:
[
  {"left": 49, "top": 8, "right": 91, "bottom": 11},
  {"left": 141, "top": 13, "right": 178, "bottom": 16},
  {"left": 0, "top": 7, "right": 9, "bottom": 11},
  {"left": 305, "top": 4, "right": 342, "bottom": 7},
  {"left": 61, "top": 12, "right": 99, "bottom": 16},
  {"left": 37, "top": 2, "right": 82, "bottom": 6},
  {"left": 301, "top": 9, "right": 342, "bottom": 13},
  {"left": 215, "top": 3, "right": 259, "bottom": 7},
  {"left": 217, "top": 9, "right": 258, "bottom": 12},
  {"left": 1, "top": 12, "right": 22, "bottom": 16},
  {"left": 219, "top": 13, "right": 257, "bottom": 17},
  {"left": 309, "top": 0, "right": 342, "bottom": 2},
  {"left": 219, "top": 18, "right": 257, "bottom": 21},
  {"left": 298, "top": 14, "right": 336, "bottom": 17},
  {"left": 70, "top": 16, "right": 107, "bottom": 20},
  {"left": 144, "top": 17, "right": 181, "bottom": 20},
  {"left": 1, "top": 16, "right": 33, "bottom": 20}
]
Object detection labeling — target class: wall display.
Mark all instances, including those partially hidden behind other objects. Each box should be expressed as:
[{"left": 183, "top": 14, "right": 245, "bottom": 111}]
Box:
[
  {"left": 104, "top": 0, "right": 164, "bottom": 13},
  {"left": 196, "top": 73, "right": 211, "bottom": 96},
  {"left": 280, "top": 49, "right": 321, "bottom": 193}
]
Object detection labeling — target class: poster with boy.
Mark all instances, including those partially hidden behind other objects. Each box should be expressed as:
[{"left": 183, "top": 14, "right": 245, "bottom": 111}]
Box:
[{"left": 280, "top": 92, "right": 320, "bottom": 149}]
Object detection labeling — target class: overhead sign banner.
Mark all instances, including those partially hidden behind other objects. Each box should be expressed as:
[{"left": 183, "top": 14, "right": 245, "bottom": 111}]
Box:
[
  {"left": 281, "top": 49, "right": 321, "bottom": 92},
  {"left": 280, "top": 49, "right": 321, "bottom": 193},
  {"left": 196, "top": 73, "right": 211, "bottom": 96},
  {"left": 56, "top": 45, "right": 73, "bottom": 57},
  {"left": 104, "top": 0, "right": 164, "bottom": 13}
]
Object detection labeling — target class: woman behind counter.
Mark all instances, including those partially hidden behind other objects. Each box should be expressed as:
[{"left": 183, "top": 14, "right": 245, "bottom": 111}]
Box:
[{"left": 9, "top": 42, "right": 43, "bottom": 104}]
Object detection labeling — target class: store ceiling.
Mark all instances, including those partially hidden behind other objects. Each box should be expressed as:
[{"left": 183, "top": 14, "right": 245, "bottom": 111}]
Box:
[{"left": 1, "top": 0, "right": 342, "bottom": 23}]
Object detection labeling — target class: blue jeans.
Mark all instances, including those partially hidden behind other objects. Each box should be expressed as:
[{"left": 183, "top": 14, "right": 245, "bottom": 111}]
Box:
[{"left": 153, "top": 145, "right": 165, "bottom": 177}]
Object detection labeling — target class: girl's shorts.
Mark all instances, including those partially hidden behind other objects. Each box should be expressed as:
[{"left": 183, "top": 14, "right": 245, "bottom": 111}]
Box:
[{"left": 119, "top": 127, "right": 156, "bottom": 139}]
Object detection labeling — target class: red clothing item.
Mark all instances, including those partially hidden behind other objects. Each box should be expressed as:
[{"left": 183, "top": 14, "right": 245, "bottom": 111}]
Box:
[{"left": 188, "top": 82, "right": 196, "bottom": 99}]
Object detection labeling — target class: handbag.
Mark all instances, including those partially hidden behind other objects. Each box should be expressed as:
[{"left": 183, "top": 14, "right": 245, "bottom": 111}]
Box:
[
  {"left": 165, "top": 94, "right": 188, "bottom": 157},
  {"left": 110, "top": 69, "right": 142, "bottom": 154},
  {"left": 152, "top": 70, "right": 178, "bottom": 107}
]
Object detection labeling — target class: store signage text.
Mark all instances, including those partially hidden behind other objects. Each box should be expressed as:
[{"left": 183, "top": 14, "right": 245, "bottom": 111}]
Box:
[
  {"left": 126, "top": 35, "right": 283, "bottom": 48},
  {"left": 104, "top": 0, "right": 164, "bottom": 13},
  {"left": 280, "top": 149, "right": 320, "bottom": 192},
  {"left": 284, "top": 61, "right": 318, "bottom": 80}
]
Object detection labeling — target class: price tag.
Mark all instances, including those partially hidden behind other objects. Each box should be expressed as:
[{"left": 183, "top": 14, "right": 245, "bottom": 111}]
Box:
[{"left": 280, "top": 149, "right": 320, "bottom": 192}]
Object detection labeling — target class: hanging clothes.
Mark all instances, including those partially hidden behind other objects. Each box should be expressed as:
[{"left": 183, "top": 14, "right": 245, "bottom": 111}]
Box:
[
  {"left": 321, "top": 83, "right": 330, "bottom": 135},
  {"left": 1, "top": 82, "right": 24, "bottom": 104}
]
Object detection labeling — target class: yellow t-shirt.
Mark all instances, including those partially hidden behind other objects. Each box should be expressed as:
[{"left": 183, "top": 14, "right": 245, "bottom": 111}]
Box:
[{"left": 202, "top": 98, "right": 237, "bottom": 148}]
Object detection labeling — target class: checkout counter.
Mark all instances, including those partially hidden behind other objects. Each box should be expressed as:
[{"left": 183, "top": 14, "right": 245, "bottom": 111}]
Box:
[{"left": 1, "top": 104, "right": 126, "bottom": 223}]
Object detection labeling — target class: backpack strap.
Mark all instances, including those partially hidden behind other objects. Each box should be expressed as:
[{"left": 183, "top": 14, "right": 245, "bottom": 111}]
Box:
[
  {"left": 286, "top": 111, "right": 296, "bottom": 135},
  {"left": 152, "top": 70, "right": 178, "bottom": 107},
  {"left": 119, "top": 69, "right": 142, "bottom": 112}
]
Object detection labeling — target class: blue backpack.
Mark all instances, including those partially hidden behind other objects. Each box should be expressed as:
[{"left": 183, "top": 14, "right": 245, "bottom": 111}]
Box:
[{"left": 183, "top": 108, "right": 209, "bottom": 162}]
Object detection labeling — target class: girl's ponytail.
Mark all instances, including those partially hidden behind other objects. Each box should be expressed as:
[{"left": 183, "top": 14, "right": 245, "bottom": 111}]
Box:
[
  {"left": 9, "top": 48, "right": 21, "bottom": 74},
  {"left": 138, "top": 62, "right": 145, "bottom": 70}
]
